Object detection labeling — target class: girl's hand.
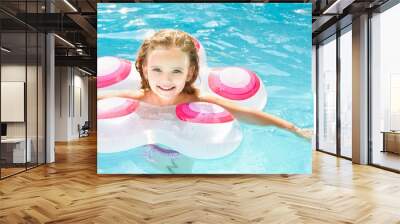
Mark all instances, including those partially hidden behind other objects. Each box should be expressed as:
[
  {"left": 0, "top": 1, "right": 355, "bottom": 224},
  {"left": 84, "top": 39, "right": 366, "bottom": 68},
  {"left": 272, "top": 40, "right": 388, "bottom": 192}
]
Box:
[
  {"left": 199, "top": 94, "right": 312, "bottom": 139},
  {"left": 292, "top": 127, "right": 313, "bottom": 141}
]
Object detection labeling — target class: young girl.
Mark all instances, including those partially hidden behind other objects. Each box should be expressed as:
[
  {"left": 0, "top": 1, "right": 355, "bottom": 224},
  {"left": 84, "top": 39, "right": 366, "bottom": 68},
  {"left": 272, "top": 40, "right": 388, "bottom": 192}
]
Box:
[{"left": 98, "top": 29, "right": 312, "bottom": 140}]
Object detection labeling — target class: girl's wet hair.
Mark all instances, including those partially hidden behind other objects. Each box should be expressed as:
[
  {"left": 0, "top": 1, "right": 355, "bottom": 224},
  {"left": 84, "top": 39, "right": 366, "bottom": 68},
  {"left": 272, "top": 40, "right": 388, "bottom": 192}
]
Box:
[{"left": 135, "top": 29, "right": 199, "bottom": 94}]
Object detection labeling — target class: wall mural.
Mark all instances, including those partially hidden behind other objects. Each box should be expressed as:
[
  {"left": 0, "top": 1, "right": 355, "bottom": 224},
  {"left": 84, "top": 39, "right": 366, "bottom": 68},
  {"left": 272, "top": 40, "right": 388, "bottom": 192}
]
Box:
[{"left": 97, "top": 3, "right": 313, "bottom": 174}]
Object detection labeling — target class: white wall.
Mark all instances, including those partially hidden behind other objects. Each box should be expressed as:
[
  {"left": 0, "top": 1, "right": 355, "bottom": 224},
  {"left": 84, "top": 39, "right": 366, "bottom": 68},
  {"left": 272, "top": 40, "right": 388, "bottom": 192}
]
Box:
[
  {"left": 54, "top": 67, "right": 89, "bottom": 141},
  {"left": 55, "top": 66, "right": 69, "bottom": 141},
  {"left": 1, "top": 65, "right": 39, "bottom": 138},
  {"left": 1, "top": 65, "right": 26, "bottom": 139},
  {"left": 1, "top": 63, "right": 46, "bottom": 163},
  {"left": 71, "top": 73, "right": 89, "bottom": 138}
]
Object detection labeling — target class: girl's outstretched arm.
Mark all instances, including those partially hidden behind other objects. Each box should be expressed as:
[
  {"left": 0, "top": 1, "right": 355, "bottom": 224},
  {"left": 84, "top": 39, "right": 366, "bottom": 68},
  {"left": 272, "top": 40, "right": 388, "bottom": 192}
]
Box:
[
  {"left": 198, "top": 94, "right": 312, "bottom": 140},
  {"left": 97, "top": 90, "right": 144, "bottom": 100}
]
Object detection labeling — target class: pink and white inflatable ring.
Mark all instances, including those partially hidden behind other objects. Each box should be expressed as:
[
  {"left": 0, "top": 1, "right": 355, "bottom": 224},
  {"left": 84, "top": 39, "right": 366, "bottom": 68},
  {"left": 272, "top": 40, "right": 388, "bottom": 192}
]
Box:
[
  {"left": 97, "top": 56, "right": 132, "bottom": 88},
  {"left": 97, "top": 99, "right": 242, "bottom": 159},
  {"left": 97, "top": 98, "right": 139, "bottom": 119},
  {"left": 176, "top": 102, "right": 234, "bottom": 123},
  {"left": 208, "top": 67, "right": 260, "bottom": 100}
]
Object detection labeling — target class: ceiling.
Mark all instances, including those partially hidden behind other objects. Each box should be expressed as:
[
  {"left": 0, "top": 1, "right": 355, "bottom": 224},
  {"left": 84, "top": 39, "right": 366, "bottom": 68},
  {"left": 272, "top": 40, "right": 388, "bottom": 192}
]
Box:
[
  {"left": 0, "top": 0, "right": 395, "bottom": 74},
  {"left": 0, "top": 0, "right": 97, "bottom": 74},
  {"left": 312, "top": 0, "right": 391, "bottom": 43}
]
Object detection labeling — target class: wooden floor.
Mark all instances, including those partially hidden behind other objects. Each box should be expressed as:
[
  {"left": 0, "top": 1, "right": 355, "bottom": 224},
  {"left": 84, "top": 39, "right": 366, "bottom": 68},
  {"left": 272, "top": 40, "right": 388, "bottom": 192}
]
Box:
[
  {"left": 1, "top": 135, "right": 400, "bottom": 224},
  {"left": 1, "top": 163, "right": 44, "bottom": 178},
  {"left": 0, "top": 167, "right": 26, "bottom": 178}
]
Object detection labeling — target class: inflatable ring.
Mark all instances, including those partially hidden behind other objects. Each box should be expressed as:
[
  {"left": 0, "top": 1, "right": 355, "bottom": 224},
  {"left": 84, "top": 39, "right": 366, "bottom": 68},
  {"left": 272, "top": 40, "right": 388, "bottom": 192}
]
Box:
[
  {"left": 97, "top": 38, "right": 267, "bottom": 159},
  {"left": 202, "top": 67, "right": 267, "bottom": 110},
  {"left": 97, "top": 56, "right": 141, "bottom": 90},
  {"left": 98, "top": 98, "right": 242, "bottom": 159}
]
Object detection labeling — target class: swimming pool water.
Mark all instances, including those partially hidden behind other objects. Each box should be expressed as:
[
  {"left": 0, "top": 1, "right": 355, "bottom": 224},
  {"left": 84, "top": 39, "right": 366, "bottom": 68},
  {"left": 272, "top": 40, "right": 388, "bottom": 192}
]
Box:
[{"left": 97, "top": 3, "right": 313, "bottom": 174}]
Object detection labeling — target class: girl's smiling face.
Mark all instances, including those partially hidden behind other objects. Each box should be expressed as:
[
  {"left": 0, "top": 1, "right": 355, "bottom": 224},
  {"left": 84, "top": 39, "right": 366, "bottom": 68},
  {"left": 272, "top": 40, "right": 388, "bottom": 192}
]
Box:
[{"left": 144, "top": 47, "right": 194, "bottom": 100}]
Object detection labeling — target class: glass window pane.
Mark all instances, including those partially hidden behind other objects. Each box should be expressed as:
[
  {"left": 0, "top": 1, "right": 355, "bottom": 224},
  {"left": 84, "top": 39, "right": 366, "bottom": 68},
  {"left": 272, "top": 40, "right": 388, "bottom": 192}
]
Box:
[
  {"left": 371, "top": 4, "right": 400, "bottom": 171},
  {"left": 1, "top": 31, "right": 27, "bottom": 177},
  {"left": 38, "top": 32, "right": 45, "bottom": 165},
  {"left": 1, "top": 0, "right": 46, "bottom": 179},
  {"left": 27, "top": 31, "right": 38, "bottom": 169},
  {"left": 318, "top": 36, "right": 337, "bottom": 154},
  {"left": 340, "top": 29, "right": 352, "bottom": 158}
]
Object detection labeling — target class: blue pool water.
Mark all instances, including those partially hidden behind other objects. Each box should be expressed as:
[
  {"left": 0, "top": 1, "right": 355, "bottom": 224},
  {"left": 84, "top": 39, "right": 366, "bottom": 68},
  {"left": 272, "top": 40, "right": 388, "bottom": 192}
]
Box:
[{"left": 97, "top": 3, "right": 313, "bottom": 174}]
